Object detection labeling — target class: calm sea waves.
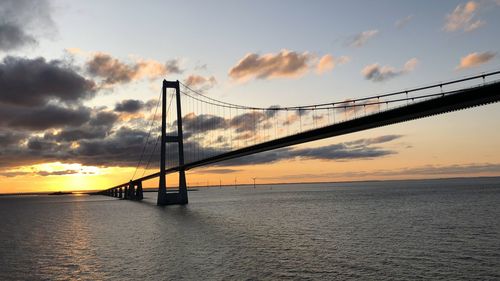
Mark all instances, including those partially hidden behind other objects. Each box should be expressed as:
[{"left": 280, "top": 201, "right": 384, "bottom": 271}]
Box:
[{"left": 1, "top": 177, "right": 499, "bottom": 280}]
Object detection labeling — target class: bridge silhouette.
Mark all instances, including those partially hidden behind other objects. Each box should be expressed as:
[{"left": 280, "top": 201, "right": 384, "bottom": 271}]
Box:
[{"left": 97, "top": 71, "right": 500, "bottom": 205}]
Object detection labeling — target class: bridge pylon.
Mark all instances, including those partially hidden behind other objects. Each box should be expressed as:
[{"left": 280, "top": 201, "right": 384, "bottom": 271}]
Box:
[{"left": 157, "top": 80, "right": 188, "bottom": 205}]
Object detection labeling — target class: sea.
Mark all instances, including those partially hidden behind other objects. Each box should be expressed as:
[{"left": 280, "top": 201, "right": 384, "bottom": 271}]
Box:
[{"left": 0, "top": 177, "right": 499, "bottom": 280}]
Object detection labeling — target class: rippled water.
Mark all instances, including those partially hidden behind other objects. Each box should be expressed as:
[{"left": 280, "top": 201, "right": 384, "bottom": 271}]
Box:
[{"left": 1, "top": 177, "right": 500, "bottom": 280}]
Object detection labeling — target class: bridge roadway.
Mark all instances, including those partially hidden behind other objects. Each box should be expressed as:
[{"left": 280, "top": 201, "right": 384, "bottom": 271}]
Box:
[{"left": 110, "top": 80, "right": 500, "bottom": 189}]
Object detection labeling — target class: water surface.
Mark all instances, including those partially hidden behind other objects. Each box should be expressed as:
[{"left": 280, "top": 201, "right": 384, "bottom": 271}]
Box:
[{"left": 1, "top": 178, "right": 499, "bottom": 280}]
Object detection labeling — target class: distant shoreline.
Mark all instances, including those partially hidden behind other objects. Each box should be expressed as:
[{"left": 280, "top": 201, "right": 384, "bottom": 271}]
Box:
[{"left": 1, "top": 175, "right": 499, "bottom": 196}]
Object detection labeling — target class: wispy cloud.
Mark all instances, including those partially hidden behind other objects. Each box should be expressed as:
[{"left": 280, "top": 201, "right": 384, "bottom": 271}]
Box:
[
  {"left": 316, "top": 55, "right": 350, "bottom": 74},
  {"left": 184, "top": 74, "right": 217, "bottom": 91},
  {"left": 444, "top": 1, "right": 485, "bottom": 32},
  {"left": 347, "top": 30, "right": 379, "bottom": 48},
  {"left": 456, "top": 51, "right": 496, "bottom": 69},
  {"left": 194, "top": 168, "right": 240, "bottom": 175},
  {"left": 361, "top": 58, "right": 418, "bottom": 82},
  {"left": 395, "top": 15, "right": 414, "bottom": 28},
  {"left": 259, "top": 163, "right": 500, "bottom": 181}
]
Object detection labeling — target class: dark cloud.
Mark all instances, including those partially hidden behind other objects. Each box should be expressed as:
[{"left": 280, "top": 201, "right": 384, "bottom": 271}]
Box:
[
  {"left": 0, "top": 104, "right": 91, "bottom": 130},
  {"left": 213, "top": 135, "right": 402, "bottom": 167},
  {"left": 0, "top": 23, "right": 36, "bottom": 51},
  {"left": 89, "top": 111, "right": 119, "bottom": 127},
  {"left": 0, "top": 56, "right": 96, "bottom": 107},
  {"left": 230, "top": 111, "right": 267, "bottom": 133},
  {"left": 229, "top": 50, "right": 312, "bottom": 81},
  {"left": 265, "top": 105, "right": 280, "bottom": 118},
  {"left": 36, "top": 170, "right": 81, "bottom": 176},
  {"left": 181, "top": 113, "right": 228, "bottom": 133},
  {"left": 115, "top": 99, "right": 144, "bottom": 113},
  {"left": 0, "top": 169, "right": 91, "bottom": 178},
  {"left": 73, "top": 127, "right": 150, "bottom": 166},
  {"left": 180, "top": 106, "right": 283, "bottom": 141},
  {"left": 144, "top": 99, "right": 159, "bottom": 111},
  {"left": 41, "top": 109, "right": 118, "bottom": 142},
  {"left": 0, "top": 171, "right": 30, "bottom": 177},
  {"left": 194, "top": 168, "right": 240, "bottom": 174},
  {"left": 0, "top": 0, "right": 55, "bottom": 51},
  {"left": 0, "top": 131, "right": 26, "bottom": 146},
  {"left": 165, "top": 59, "right": 183, "bottom": 74},
  {"left": 47, "top": 129, "right": 106, "bottom": 142},
  {"left": 27, "top": 137, "right": 59, "bottom": 151},
  {"left": 345, "top": 135, "right": 402, "bottom": 146}
]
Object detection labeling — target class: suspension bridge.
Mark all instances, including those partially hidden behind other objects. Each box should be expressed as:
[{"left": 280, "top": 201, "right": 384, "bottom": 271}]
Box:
[{"left": 97, "top": 71, "right": 500, "bottom": 205}]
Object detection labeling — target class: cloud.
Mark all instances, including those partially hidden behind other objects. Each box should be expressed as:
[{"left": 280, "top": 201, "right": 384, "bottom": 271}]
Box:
[
  {"left": 456, "top": 51, "right": 496, "bottom": 69},
  {"left": 395, "top": 15, "right": 414, "bottom": 28},
  {"left": 444, "top": 1, "right": 485, "bottom": 32},
  {"left": 194, "top": 168, "right": 240, "bottom": 174},
  {"left": 35, "top": 170, "right": 81, "bottom": 176},
  {"left": 184, "top": 74, "right": 217, "bottom": 90},
  {"left": 0, "top": 167, "right": 94, "bottom": 178},
  {"left": 86, "top": 53, "right": 180, "bottom": 86},
  {"left": 0, "top": 0, "right": 55, "bottom": 51},
  {"left": 10, "top": 105, "right": 90, "bottom": 130},
  {"left": 228, "top": 49, "right": 313, "bottom": 81},
  {"left": 362, "top": 58, "right": 418, "bottom": 82},
  {"left": 42, "top": 110, "right": 119, "bottom": 142},
  {"left": 258, "top": 163, "right": 500, "bottom": 181},
  {"left": 316, "top": 55, "right": 351, "bottom": 74},
  {"left": 214, "top": 135, "right": 402, "bottom": 167},
  {"left": 0, "top": 171, "right": 31, "bottom": 178},
  {"left": 0, "top": 23, "right": 37, "bottom": 51},
  {"left": 347, "top": 30, "right": 379, "bottom": 48},
  {"left": 86, "top": 53, "right": 138, "bottom": 85},
  {"left": 180, "top": 113, "right": 228, "bottom": 133},
  {"left": 0, "top": 104, "right": 92, "bottom": 130},
  {"left": 0, "top": 131, "right": 27, "bottom": 146},
  {"left": 316, "top": 55, "right": 335, "bottom": 74},
  {"left": 230, "top": 111, "right": 268, "bottom": 133},
  {"left": 329, "top": 163, "right": 500, "bottom": 178},
  {"left": 165, "top": 59, "right": 183, "bottom": 74},
  {"left": 114, "top": 99, "right": 144, "bottom": 113},
  {"left": 0, "top": 56, "right": 96, "bottom": 107},
  {"left": 345, "top": 135, "right": 402, "bottom": 146}
]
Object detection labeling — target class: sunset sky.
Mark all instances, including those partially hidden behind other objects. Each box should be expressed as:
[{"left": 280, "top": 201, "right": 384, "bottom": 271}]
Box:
[{"left": 1, "top": 0, "right": 500, "bottom": 193}]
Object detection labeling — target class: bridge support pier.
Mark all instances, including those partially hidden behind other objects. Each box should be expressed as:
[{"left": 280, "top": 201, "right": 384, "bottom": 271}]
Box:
[
  {"left": 119, "top": 187, "right": 123, "bottom": 198},
  {"left": 157, "top": 80, "right": 188, "bottom": 206},
  {"left": 136, "top": 181, "right": 143, "bottom": 200},
  {"left": 128, "top": 181, "right": 135, "bottom": 200}
]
